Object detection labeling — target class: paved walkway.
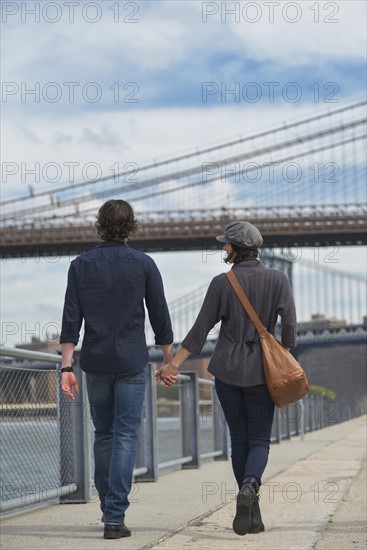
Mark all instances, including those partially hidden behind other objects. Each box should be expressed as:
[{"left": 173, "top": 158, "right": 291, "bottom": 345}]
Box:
[{"left": 1, "top": 415, "right": 366, "bottom": 550}]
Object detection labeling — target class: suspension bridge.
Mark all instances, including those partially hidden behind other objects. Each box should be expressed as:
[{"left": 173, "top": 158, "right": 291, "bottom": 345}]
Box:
[
  {"left": 1, "top": 101, "right": 366, "bottom": 257},
  {"left": 1, "top": 100, "right": 366, "bottom": 336}
]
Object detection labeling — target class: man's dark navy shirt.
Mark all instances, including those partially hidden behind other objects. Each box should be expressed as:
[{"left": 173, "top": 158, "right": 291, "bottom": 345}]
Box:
[{"left": 60, "top": 241, "right": 173, "bottom": 375}]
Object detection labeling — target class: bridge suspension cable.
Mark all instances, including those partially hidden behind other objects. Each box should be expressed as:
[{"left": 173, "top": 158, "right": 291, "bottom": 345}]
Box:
[
  {"left": 1, "top": 101, "right": 366, "bottom": 226},
  {"left": 145, "top": 257, "right": 367, "bottom": 345},
  {"left": 2, "top": 100, "right": 365, "bottom": 208}
]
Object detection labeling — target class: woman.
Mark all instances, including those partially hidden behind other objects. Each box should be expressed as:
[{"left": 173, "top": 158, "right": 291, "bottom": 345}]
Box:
[{"left": 156, "top": 220, "right": 297, "bottom": 536}]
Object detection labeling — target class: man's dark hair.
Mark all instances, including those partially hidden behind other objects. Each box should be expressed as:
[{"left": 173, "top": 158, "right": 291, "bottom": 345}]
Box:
[
  {"left": 224, "top": 243, "right": 258, "bottom": 264},
  {"left": 95, "top": 200, "right": 138, "bottom": 241}
]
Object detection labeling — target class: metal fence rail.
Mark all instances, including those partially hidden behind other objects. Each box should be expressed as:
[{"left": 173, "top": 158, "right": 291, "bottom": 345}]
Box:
[
  {"left": 1, "top": 345, "right": 365, "bottom": 515},
  {"left": 0, "top": 347, "right": 230, "bottom": 513}
]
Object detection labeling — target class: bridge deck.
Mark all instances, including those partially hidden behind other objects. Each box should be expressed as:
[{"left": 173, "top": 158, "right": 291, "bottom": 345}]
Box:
[{"left": 1, "top": 205, "right": 366, "bottom": 257}]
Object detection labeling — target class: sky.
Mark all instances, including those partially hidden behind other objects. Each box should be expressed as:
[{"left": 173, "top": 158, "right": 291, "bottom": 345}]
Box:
[{"left": 1, "top": 0, "right": 366, "bottom": 347}]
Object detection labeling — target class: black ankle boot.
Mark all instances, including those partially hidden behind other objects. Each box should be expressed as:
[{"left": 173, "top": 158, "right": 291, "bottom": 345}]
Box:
[
  {"left": 104, "top": 522, "right": 131, "bottom": 539},
  {"left": 248, "top": 494, "right": 265, "bottom": 534},
  {"left": 233, "top": 476, "right": 260, "bottom": 536}
]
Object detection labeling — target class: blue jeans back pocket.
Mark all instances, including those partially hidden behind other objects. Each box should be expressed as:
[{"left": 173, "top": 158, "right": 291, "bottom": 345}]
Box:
[{"left": 119, "top": 365, "right": 148, "bottom": 384}]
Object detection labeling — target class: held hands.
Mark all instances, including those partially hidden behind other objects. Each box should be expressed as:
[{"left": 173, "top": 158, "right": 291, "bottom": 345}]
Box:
[
  {"left": 155, "top": 361, "right": 179, "bottom": 388},
  {"left": 61, "top": 372, "right": 80, "bottom": 400}
]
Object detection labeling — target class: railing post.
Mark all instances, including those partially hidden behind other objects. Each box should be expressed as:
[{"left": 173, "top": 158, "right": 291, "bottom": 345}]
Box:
[
  {"left": 317, "top": 395, "right": 322, "bottom": 427},
  {"left": 58, "top": 371, "right": 74, "bottom": 498},
  {"left": 293, "top": 401, "right": 299, "bottom": 436},
  {"left": 315, "top": 395, "right": 320, "bottom": 429},
  {"left": 274, "top": 407, "right": 282, "bottom": 443},
  {"left": 299, "top": 399, "right": 305, "bottom": 441},
  {"left": 135, "top": 363, "right": 158, "bottom": 481},
  {"left": 302, "top": 395, "right": 306, "bottom": 431},
  {"left": 180, "top": 371, "right": 200, "bottom": 469},
  {"left": 309, "top": 394, "right": 314, "bottom": 432},
  {"left": 321, "top": 395, "right": 326, "bottom": 427},
  {"left": 285, "top": 406, "right": 291, "bottom": 439},
  {"left": 59, "top": 359, "right": 92, "bottom": 503},
  {"left": 213, "top": 385, "right": 229, "bottom": 460}
]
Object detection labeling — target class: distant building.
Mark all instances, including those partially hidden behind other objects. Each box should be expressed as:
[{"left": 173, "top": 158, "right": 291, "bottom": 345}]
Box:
[
  {"left": 15, "top": 335, "right": 60, "bottom": 355},
  {"left": 298, "top": 313, "right": 347, "bottom": 332},
  {"left": 0, "top": 336, "right": 60, "bottom": 406}
]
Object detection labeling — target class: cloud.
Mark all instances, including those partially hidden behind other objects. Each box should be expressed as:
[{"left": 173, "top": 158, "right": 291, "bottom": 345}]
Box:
[
  {"left": 14, "top": 125, "right": 43, "bottom": 145},
  {"left": 2, "top": 1, "right": 365, "bottom": 99},
  {"left": 226, "top": 1, "right": 366, "bottom": 66},
  {"left": 0, "top": 258, "right": 68, "bottom": 346},
  {"left": 2, "top": 1, "right": 361, "bottom": 198},
  {"left": 53, "top": 131, "right": 74, "bottom": 147},
  {"left": 78, "top": 126, "right": 126, "bottom": 149}
]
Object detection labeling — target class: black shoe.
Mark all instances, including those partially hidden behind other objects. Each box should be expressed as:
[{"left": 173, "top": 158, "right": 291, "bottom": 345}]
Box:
[
  {"left": 233, "top": 476, "right": 260, "bottom": 536},
  {"left": 104, "top": 523, "right": 131, "bottom": 539},
  {"left": 248, "top": 494, "right": 265, "bottom": 534}
]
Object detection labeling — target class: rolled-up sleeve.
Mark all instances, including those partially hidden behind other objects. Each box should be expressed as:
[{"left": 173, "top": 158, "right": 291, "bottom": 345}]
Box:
[
  {"left": 145, "top": 259, "right": 173, "bottom": 345},
  {"left": 276, "top": 272, "right": 297, "bottom": 348},
  {"left": 60, "top": 263, "right": 83, "bottom": 345},
  {"left": 181, "top": 278, "right": 221, "bottom": 355}
]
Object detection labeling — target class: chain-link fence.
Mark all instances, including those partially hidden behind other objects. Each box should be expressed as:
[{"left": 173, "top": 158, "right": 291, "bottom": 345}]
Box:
[
  {"left": 0, "top": 351, "right": 81, "bottom": 512},
  {"left": 0, "top": 363, "right": 64, "bottom": 506}
]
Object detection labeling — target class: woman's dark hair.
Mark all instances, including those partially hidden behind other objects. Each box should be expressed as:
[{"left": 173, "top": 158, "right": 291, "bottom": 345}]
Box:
[
  {"left": 224, "top": 243, "right": 259, "bottom": 264},
  {"left": 95, "top": 199, "right": 138, "bottom": 241}
]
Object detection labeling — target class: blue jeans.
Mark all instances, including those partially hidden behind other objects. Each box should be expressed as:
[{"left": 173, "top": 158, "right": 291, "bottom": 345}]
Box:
[
  {"left": 215, "top": 379, "right": 275, "bottom": 489},
  {"left": 86, "top": 366, "right": 148, "bottom": 524}
]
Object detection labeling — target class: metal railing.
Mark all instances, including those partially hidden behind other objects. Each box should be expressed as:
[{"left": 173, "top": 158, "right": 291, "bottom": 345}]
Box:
[
  {"left": 0, "top": 347, "right": 229, "bottom": 513},
  {"left": 1, "top": 345, "right": 365, "bottom": 515},
  {"left": 0, "top": 348, "right": 78, "bottom": 512}
]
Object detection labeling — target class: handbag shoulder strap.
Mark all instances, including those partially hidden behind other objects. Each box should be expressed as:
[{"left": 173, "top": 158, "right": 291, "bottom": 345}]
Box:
[{"left": 226, "top": 270, "right": 267, "bottom": 337}]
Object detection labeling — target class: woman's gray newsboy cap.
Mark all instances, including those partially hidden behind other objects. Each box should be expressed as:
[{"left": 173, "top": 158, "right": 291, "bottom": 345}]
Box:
[{"left": 216, "top": 221, "right": 263, "bottom": 248}]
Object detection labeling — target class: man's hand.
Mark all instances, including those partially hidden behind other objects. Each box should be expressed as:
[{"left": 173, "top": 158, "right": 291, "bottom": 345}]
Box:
[{"left": 61, "top": 372, "right": 79, "bottom": 400}]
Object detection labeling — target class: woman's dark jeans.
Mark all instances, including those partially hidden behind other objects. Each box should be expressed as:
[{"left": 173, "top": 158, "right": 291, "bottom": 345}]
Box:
[{"left": 215, "top": 378, "right": 275, "bottom": 488}]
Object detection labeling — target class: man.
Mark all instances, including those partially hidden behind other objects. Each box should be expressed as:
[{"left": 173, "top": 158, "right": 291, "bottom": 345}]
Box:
[{"left": 60, "top": 199, "right": 175, "bottom": 540}]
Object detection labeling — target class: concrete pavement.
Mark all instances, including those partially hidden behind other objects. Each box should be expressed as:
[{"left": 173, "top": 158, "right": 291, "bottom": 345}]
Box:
[{"left": 0, "top": 415, "right": 366, "bottom": 550}]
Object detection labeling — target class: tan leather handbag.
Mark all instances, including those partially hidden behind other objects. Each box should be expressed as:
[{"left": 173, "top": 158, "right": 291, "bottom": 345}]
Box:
[{"left": 227, "top": 271, "right": 309, "bottom": 407}]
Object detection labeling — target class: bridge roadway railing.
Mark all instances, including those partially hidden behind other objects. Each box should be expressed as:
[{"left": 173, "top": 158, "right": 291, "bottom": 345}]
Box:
[
  {"left": 2, "top": 203, "right": 366, "bottom": 236},
  {"left": 1, "top": 204, "right": 366, "bottom": 257},
  {"left": 0, "top": 346, "right": 365, "bottom": 515}
]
